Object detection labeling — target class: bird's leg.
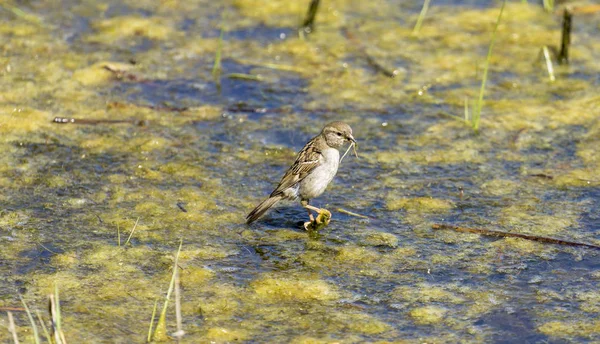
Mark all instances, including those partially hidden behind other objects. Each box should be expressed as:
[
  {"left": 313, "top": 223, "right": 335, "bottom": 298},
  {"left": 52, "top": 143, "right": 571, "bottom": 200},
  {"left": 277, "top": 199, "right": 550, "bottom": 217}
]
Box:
[
  {"left": 301, "top": 199, "right": 331, "bottom": 231},
  {"left": 301, "top": 199, "right": 316, "bottom": 223}
]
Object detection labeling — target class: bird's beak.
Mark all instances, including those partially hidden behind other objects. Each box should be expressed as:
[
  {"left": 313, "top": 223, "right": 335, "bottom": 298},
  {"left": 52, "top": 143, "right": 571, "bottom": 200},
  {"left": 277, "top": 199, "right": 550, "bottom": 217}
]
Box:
[{"left": 346, "top": 134, "right": 356, "bottom": 144}]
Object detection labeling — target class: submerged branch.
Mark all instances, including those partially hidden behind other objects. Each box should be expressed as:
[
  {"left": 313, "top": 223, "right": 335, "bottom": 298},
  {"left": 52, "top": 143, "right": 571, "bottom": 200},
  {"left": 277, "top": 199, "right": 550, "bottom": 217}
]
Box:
[
  {"left": 300, "top": 0, "right": 320, "bottom": 34},
  {"left": 342, "top": 28, "right": 398, "bottom": 78},
  {"left": 558, "top": 8, "right": 571, "bottom": 64},
  {"left": 432, "top": 224, "right": 600, "bottom": 250}
]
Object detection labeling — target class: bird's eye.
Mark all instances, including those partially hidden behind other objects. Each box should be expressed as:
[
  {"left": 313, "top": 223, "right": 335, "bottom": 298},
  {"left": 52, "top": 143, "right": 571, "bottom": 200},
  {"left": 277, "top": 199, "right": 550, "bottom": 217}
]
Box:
[{"left": 336, "top": 132, "right": 342, "bottom": 136}]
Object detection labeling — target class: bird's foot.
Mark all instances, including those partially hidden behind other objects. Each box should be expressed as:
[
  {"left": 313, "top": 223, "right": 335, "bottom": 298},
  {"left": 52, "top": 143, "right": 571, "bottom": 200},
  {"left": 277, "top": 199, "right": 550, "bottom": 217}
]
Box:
[{"left": 303, "top": 208, "right": 332, "bottom": 231}]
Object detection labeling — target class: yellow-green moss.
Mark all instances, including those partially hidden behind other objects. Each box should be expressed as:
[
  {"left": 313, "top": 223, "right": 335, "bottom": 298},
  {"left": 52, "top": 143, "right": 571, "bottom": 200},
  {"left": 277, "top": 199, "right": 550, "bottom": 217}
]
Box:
[
  {"left": 393, "top": 284, "right": 465, "bottom": 304},
  {"left": 361, "top": 231, "right": 399, "bottom": 248},
  {"left": 481, "top": 179, "right": 520, "bottom": 196},
  {"left": 387, "top": 197, "right": 454, "bottom": 213},
  {"left": 205, "top": 327, "right": 250, "bottom": 342},
  {"left": 87, "top": 16, "right": 177, "bottom": 42},
  {"left": 409, "top": 306, "right": 447, "bottom": 325},
  {"left": 336, "top": 245, "right": 381, "bottom": 265},
  {"left": 252, "top": 276, "right": 339, "bottom": 302},
  {"left": 499, "top": 204, "right": 578, "bottom": 236},
  {"left": 538, "top": 320, "right": 600, "bottom": 338}
]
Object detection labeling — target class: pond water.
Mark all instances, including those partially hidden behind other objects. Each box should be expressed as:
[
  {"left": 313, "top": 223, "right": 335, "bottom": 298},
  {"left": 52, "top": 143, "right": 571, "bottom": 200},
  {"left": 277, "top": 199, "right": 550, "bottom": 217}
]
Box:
[{"left": 0, "top": 0, "right": 599, "bottom": 342}]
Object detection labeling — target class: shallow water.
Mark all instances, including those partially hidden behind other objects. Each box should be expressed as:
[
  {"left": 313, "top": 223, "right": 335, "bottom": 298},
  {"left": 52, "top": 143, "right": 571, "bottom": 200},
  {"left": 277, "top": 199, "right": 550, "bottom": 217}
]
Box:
[{"left": 1, "top": 0, "right": 599, "bottom": 342}]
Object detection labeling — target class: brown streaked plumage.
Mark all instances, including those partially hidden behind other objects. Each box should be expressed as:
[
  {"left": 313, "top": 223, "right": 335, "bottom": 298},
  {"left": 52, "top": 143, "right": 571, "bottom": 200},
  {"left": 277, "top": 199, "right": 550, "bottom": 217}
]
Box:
[{"left": 246, "top": 121, "right": 355, "bottom": 224}]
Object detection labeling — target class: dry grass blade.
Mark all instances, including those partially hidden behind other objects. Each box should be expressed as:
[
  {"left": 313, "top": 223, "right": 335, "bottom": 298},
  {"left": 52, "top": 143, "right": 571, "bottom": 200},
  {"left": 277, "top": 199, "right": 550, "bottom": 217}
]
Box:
[
  {"left": 7, "top": 311, "right": 20, "bottom": 344},
  {"left": 542, "top": 46, "right": 555, "bottom": 81},
  {"left": 152, "top": 239, "right": 184, "bottom": 341},
  {"left": 124, "top": 217, "right": 140, "bottom": 246},
  {"left": 340, "top": 142, "right": 358, "bottom": 163},
  {"left": 173, "top": 270, "right": 185, "bottom": 342}
]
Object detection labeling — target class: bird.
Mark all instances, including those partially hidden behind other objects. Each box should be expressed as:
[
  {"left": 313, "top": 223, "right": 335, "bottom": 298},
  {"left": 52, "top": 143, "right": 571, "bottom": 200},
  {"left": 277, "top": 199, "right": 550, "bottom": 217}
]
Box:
[{"left": 246, "top": 121, "right": 356, "bottom": 227}]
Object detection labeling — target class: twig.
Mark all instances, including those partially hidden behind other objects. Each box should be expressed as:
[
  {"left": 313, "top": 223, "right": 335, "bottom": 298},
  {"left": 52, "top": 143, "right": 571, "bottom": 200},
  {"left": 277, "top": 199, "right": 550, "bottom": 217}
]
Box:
[
  {"left": 342, "top": 28, "right": 398, "bottom": 78},
  {"left": 0, "top": 307, "right": 25, "bottom": 312},
  {"left": 529, "top": 173, "right": 554, "bottom": 180},
  {"left": 301, "top": 0, "right": 320, "bottom": 34},
  {"left": 102, "top": 65, "right": 146, "bottom": 82},
  {"left": 176, "top": 202, "right": 188, "bottom": 213},
  {"left": 558, "top": 9, "right": 571, "bottom": 64},
  {"left": 432, "top": 224, "right": 600, "bottom": 250},
  {"left": 336, "top": 208, "right": 371, "bottom": 219}
]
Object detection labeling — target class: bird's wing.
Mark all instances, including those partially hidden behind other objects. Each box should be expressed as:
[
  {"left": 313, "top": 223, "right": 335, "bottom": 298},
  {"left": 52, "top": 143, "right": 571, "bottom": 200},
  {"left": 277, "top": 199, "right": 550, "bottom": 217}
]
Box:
[{"left": 270, "top": 137, "right": 322, "bottom": 196}]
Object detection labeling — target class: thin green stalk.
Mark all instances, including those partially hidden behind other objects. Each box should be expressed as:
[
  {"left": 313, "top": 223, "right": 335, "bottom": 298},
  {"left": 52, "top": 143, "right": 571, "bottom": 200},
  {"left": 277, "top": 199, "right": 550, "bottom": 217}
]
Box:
[
  {"left": 51, "top": 285, "right": 66, "bottom": 344},
  {"left": 413, "top": 0, "right": 432, "bottom": 35},
  {"left": 35, "top": 310, "right": 52, "bottom": 344},
  {"left": 20, "top": 296, "right": 40, "bottom": 344},
  {"left": 473, "top": 0, "right": 505, "bottom": 133},
  {"left": 146, "top": 299, "right": 159, "bottom": 343},
  {"left": 212, "top": 29, "right": 224, "bottom": 79},
  {"left": 152, "top": 239, "right": 184, "bottom": 341}
]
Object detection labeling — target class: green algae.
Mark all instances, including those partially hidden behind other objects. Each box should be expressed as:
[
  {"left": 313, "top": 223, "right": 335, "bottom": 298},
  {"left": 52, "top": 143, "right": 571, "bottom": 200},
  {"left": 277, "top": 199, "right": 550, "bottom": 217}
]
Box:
[
  {"left": 387, "top": 197, "right": 454, "bottom": 213},
  {"left": 252, "top": 275, "right": 340, "bottom": 302},
  {"left": 87, "top": 16, "right": 178, "bottom": 43},
  {"left": 359, "top": 231, "right": 399, "bottom": 248},
  {"left": 538, "top": 320, "right": 600, "bottom": 339},
  {"left": 409, "top": 306, "right": 448, "bottom": 325}
]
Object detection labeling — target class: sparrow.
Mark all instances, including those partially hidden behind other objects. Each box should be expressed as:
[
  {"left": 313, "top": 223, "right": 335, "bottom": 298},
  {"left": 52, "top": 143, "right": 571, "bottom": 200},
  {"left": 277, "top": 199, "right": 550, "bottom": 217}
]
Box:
[{"left": 246, "top": 121, "right": 356, "bottom": 226}]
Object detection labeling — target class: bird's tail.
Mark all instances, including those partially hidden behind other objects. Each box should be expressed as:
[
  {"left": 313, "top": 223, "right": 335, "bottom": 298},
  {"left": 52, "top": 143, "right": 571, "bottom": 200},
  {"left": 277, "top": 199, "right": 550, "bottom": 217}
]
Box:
[{"left": 246, "top": 195, "right": 282, "bottom": 224}]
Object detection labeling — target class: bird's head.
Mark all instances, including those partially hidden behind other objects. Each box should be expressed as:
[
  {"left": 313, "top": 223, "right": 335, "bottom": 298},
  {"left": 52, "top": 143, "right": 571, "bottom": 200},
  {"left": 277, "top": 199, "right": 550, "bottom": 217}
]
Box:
[{"left": 321, "top": 121, "right": 355, "bottom": 149}]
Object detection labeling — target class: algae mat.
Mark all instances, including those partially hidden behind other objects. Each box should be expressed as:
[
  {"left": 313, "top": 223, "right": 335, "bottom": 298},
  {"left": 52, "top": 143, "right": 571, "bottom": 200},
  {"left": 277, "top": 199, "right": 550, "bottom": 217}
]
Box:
[{"left": 0, "top": 0, "right": 599, "bottom": 342}]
